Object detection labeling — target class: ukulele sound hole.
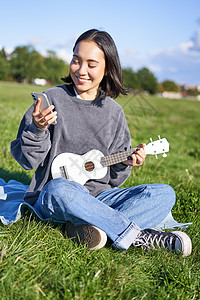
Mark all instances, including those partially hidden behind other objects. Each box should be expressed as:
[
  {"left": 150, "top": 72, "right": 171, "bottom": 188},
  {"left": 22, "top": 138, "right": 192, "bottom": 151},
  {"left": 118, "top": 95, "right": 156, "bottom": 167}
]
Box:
[{"left": 84, "top": 161, "right": 95, "bottom": 172}]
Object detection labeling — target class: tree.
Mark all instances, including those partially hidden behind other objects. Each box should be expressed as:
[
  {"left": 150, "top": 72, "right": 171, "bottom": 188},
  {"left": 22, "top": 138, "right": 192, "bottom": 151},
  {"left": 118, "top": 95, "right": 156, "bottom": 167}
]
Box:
[
  {"left": 43, "top": 51, "right": 69, "bottom": 84},
  {"left": 0, "top": 48, "right": 10, "bottom": 80},
  {"left": 136, "top": 67, "right": 158, "bottom": 94},
  {"left": 187, "top": 87, "right": 199, "bottom": 97},
  {"left": 27, "top": 50, "right": 46, "bottom": 81},
  {"left": 161, "top": 80, "right": 179, "bottom": 92},
  {"left": 122, "top": 67, "right": 140, "bottom": 91},
  {"left": 9, "top": 45, "right": 48, "bottom": 82},
  {"left": 9, "top": 46, "right": 33, "bottom": 81}
]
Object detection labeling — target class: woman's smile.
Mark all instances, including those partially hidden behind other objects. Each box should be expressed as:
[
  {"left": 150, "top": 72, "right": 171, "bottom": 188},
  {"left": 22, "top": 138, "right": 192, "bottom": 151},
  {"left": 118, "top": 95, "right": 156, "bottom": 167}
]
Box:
[{"left": 76, "top": 77, "right": 91, "bottom": 84}]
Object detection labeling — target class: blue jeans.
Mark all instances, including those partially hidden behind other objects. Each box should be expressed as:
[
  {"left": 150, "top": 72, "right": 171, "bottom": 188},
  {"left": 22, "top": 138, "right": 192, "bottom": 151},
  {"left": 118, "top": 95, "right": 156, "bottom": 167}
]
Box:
[{"left": 33, "top": 178, "right": 175, "bottom": 250}]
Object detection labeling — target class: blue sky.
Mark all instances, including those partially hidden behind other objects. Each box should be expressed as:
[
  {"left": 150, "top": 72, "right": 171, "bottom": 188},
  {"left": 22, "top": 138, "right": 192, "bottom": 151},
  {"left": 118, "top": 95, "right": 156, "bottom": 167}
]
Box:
[{"left": 0, "top": 0, "right": 200, "bottom": 85}]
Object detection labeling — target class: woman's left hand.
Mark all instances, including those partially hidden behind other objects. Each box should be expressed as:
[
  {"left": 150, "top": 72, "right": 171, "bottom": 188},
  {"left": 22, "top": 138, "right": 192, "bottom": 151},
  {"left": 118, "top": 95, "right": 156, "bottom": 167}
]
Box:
[{"left": 122, "top": 143, "right": 146, "bottom": 167}]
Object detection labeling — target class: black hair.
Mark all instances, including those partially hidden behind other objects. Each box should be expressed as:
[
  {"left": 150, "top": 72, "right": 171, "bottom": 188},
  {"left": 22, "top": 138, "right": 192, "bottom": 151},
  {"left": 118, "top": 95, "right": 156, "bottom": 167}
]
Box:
[{"left": 61, "top": 29, "right": 127, "bottom": 98}]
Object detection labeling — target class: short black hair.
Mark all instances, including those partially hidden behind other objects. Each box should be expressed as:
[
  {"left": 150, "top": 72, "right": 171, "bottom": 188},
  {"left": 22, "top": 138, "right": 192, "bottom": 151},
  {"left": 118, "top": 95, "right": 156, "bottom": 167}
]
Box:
[{"left": 61, "top": 29, "right": 127, "bottom": 98}]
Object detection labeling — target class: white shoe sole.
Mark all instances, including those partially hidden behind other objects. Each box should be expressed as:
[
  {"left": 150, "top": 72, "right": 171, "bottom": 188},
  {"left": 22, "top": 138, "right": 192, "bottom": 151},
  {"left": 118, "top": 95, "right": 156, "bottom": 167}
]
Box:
[
  {"left": 65, "top": 222, "right": 107, "bottom": 250},
  {"left": 171, "top": 231, "right": 192, "bottom": 257},
  {"left": 90, "top": 226, "right": 107, "bottom": 250}
]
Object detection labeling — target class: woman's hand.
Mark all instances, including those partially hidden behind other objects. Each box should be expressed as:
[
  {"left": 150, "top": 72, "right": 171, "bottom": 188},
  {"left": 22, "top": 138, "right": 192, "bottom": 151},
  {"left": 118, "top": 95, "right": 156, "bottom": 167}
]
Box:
[
  {"left": 32, "top": 97, "right": 57, "bottom": 130},
  {"left": 122, "top": 143, "right": 146, "bottom": 167}
]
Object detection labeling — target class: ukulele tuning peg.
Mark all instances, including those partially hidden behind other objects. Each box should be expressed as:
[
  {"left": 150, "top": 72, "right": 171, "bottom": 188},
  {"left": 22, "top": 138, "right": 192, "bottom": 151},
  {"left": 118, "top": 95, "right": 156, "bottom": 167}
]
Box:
[
  {"left": 158, "top": 135, "right": 161, "bottom": 139},
  {"left": 162, "top": 153, "right": 167, "bottom": 158},
  {"left": 155, "top": 154, "right": 158, "bottom": 159},
  {"left": 150, "top": 138, "right": 153, "bottom": 142}
]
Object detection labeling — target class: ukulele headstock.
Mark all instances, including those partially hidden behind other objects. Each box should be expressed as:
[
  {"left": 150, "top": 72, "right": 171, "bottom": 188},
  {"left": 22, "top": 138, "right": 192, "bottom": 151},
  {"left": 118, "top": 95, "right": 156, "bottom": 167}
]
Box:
[{"left": 144, "top": 136, "right": 169, "bottom": 159}]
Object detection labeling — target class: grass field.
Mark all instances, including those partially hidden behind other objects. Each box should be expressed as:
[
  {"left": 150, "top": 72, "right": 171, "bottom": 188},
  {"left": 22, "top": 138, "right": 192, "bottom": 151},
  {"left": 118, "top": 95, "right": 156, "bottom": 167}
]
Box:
[{"left": 0, "top": 81, "right": 199, "bottom": 299}]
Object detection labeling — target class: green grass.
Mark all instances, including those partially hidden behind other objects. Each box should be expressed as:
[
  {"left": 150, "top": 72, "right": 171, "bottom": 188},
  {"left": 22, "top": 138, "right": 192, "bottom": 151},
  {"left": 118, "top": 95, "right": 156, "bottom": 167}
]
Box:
[{"left": 0, "top": 82, "right": 199, "bottom": 299}]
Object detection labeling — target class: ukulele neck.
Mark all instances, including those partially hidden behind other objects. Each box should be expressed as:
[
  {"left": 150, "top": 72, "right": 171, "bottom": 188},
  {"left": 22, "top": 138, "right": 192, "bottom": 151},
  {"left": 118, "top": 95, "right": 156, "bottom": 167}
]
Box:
[{"left": 101, "top": 148, "right": 137, "bottom": 167}]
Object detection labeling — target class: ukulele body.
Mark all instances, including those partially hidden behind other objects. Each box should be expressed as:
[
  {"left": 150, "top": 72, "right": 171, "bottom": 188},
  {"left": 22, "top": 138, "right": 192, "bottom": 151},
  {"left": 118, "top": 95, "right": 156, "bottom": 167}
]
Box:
[{"left": 51, "top": 149, "right": 107, "bottom": 185}]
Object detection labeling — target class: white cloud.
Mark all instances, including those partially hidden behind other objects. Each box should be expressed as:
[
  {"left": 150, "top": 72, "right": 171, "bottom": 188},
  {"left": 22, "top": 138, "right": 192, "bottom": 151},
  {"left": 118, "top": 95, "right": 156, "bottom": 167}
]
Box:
[
  {"left": 150, "top": 41, "right": 195, "bottom": 59},
  {"left": 121, "top": 20, "right": 200, "bottom": 85},
  {"left": 28, "top": 36, "right": 44, "bottom": 46},
  {"left": 191, "top": 19, "right": 200, "bottom": 51},
  {"left": 56, "top": 49, "right": 72, "bottom": 63},
  {"left": 53, "top": 39, "right": 75, "bottom": 50},
  {"left": 149, "top": 43, "right": 200, "bottom": 84},
  {"left": 168, "top": 67, "right": 178, "bottom": 73},
  {"left": 0, "top": 45, "right": 13, "bottom": 55},
  {"left": 119, "top": 17, "right": 200, "bottom": 85},
  {"left": 40, "top": 48, "right": 72, "bottom": 63},
  {"left": 179, "top": 41, "right": 193, "bottom": 53},
  {"left": 120, "top": 48, "right": 149, "bottom": 71},
  {"left": 148, "top": 64, "right": 162, "bottom": 73}
]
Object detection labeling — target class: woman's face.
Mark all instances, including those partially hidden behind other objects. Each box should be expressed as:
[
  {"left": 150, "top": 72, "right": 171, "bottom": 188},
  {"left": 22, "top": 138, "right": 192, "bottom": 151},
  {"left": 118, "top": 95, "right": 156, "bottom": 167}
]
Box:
[{"left": 70, "top": 40, "right": 106, "bottom": 100}]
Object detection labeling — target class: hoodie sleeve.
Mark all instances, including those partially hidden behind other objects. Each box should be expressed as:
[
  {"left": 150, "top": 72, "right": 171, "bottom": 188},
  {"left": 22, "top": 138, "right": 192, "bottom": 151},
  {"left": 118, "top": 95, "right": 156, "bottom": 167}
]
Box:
[{"left": 10, "top": 105, "right": 51, "bottom": 170}]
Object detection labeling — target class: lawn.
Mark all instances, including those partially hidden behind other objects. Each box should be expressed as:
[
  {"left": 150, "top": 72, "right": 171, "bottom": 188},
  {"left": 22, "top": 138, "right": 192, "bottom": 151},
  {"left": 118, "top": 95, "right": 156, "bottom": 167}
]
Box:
[{"left": 0, "top": 82, "right": 199, "bottom": 299}]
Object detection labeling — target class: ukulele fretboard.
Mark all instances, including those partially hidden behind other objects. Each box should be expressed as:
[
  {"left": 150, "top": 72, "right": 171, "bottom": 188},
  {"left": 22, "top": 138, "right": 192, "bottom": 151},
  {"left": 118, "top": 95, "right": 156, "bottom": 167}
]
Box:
[{"left": 101, "top": 147, "right": 137, "bottom": 167}]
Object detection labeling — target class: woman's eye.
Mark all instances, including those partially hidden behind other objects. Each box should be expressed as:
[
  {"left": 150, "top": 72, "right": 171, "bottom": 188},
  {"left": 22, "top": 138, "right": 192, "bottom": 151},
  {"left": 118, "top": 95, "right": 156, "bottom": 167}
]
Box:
[
  {"left": 89, "top": 65, "right": 96, "bottom": 69},
  {"left": 72, "top": 59, "right": 79, "bottom": 64}
]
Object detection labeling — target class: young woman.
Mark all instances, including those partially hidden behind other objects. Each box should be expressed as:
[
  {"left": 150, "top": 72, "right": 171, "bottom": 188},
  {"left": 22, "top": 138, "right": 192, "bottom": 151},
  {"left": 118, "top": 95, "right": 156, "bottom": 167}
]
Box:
[{"left": 11, "top": 29, "right": 192, "bottom": 256}]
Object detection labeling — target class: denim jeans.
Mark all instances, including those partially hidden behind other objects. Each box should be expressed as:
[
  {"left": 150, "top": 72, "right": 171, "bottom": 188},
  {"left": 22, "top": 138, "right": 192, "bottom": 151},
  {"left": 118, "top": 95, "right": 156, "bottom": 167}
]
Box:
[{"left": 33, "top": 178, "right": 175, "bottom": 250}]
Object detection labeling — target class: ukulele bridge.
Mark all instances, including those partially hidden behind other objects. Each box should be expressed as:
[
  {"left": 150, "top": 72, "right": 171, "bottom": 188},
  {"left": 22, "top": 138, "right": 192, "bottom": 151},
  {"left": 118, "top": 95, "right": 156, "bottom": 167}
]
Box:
[{"left": 60, "top": 165, "right": 69, "bottom": 179}]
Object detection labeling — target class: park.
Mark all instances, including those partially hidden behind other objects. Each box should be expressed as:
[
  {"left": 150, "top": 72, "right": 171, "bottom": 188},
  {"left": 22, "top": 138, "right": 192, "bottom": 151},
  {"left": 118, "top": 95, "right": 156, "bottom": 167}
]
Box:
[{"left": 0, "top": 81, "right": 199, "bottom": 299}]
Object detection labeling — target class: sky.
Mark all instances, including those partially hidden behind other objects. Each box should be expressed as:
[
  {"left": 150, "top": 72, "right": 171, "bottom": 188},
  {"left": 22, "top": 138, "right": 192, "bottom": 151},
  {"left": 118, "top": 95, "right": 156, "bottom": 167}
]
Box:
[{"left": 0, "top": 0, "right": 200, "bottom": 86}]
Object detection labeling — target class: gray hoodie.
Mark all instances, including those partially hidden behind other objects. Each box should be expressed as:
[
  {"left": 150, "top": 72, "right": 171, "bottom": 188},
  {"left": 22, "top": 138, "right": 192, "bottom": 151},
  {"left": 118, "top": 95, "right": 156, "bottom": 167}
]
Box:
[{"left": 11, "top": 85, "right": 132, "bottom": 204}]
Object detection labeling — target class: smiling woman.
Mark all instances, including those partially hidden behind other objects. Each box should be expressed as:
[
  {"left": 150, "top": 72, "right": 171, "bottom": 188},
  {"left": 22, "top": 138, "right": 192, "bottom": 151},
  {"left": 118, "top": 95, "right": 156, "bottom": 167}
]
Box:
[
  {"left": 10, "top": 29, "right": 192, "bottom": 256},
  {"left": 61, "top": 29, "right": 127, "bottom": 99}
]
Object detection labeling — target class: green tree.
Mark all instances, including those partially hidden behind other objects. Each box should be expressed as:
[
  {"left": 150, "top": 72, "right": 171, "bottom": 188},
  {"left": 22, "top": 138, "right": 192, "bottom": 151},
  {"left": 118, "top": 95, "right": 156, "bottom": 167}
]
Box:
[
  {"left": 161, "top": 80, "right": 179, "bottom": 92},
  {"left": 0, "top": 48, "right": 10, "bottom": 80},
  {"left": 9, "top": 46, "right": 32, "bottom": 81},
  {"left": 122, "top": 68, "right": 140, "bottom": 91},
  {"left": 27, "top": 50, "right": 46, "bottom": 81},
  {"left": 187, "top": 88, "right": 199, "bottom": 96},
  {"left": 43, "top": 51, "right": 69, "bottom": 84},
  {"left": 9, "top": 45, "right": 47, "bottom": 82},
  {"left": 136, "top": 67, "right": 158, "bottom": 94}
]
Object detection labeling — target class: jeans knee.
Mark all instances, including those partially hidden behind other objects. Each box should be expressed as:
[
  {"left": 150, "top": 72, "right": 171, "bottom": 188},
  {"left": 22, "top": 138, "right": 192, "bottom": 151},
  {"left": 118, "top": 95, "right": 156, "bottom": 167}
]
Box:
[
  {"left": 43, "top": 178, "right": 88, "bottom": 207},
  {"left": 160, "top": 184, "right": 176, "bottom": 208}
]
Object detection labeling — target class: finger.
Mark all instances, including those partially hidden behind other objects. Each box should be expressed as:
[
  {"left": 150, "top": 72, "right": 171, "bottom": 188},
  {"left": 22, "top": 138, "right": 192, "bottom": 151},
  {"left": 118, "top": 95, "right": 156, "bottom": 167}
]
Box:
[
  {"left": 41, "top": 105, "right": 55, "bottom": 115},
  {"left": 48, "top": 114, "right": 57, "bottom": 125},
  {"left": 34, "top": 97, "right": 42, "bottom": 114},
  {"left": 32, "top": 99, "right": 42, "bottom": 119},
  {"left": 137, "top": 143, "right": 146, "bottom": 149},
  {"left": 138, "top": 148, "right": 146, "bottom": 157},
  {"left": 42, "top": 111, "right": 57, "bottom": 124},
  {"left": 135, "top": 154, "right": 144, "bottom": 165},
  {"left": 134, "top": 148, "right": 146, "bottom": 158},
  {"left": 123, "top": 155, "right": 136, "bottom": 166},
  {"left": 33, "top": 104, "right": 55, "bottom": 120},
  {"left": 130, "top": 151, "right": 145, "bottom": 165}
]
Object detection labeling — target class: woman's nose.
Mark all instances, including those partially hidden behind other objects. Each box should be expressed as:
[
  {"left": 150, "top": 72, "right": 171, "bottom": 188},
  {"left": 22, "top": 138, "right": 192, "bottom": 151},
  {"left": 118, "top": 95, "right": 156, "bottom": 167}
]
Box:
[{"left": 78, "top": 63, "right": 87, "bottom": 75}]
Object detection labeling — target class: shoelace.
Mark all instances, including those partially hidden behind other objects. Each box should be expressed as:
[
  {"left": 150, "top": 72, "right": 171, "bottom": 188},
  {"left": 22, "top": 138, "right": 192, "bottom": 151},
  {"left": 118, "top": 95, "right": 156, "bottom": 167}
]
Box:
[{"left": 133, "top": 231, "right": 176, "bottom": 250}]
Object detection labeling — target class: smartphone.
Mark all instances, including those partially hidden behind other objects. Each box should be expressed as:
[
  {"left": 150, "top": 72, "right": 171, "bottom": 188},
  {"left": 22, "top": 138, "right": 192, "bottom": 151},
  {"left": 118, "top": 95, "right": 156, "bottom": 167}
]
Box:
[
  {"left": 31, "top": 92, "right": 57, "bottom": 125},
  {"left": 31, "top": 92, "right": 51, "bottom": 110}
]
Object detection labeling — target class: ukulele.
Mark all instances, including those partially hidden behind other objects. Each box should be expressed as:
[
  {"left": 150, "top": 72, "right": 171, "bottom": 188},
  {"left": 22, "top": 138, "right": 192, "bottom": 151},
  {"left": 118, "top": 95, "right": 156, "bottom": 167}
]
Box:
[{"left": 51, "top": 136, "right": 169, "bottom": 185}]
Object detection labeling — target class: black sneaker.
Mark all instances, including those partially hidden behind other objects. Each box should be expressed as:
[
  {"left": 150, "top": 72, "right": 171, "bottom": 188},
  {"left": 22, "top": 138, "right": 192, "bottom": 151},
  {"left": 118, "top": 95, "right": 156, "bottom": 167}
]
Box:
[
  {"left": 133, "top": 228, "right": 192, "bottom": 257},
  {"left": 65, "top": 221, "right": 107, "bottom": 250}
]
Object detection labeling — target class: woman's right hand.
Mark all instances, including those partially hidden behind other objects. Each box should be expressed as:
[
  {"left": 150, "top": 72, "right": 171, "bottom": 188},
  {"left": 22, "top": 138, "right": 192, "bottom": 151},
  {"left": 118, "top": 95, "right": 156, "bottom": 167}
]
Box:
[{"left": 32, "top": 97, "right": 57, "bottom": 130}]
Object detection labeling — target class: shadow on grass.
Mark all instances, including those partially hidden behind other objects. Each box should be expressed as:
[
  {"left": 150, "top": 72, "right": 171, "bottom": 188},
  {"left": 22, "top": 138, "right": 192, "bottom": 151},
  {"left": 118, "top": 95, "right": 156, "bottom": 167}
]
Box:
[{"left": 0, "top": 168, "right": 31, "bottom": 185}]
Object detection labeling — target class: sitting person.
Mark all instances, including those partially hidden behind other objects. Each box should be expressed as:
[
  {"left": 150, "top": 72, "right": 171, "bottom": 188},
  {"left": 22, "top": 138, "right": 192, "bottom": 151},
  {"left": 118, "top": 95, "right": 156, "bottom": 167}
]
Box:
[{"left": 11, "top": 29, "right": 192, "bottom": 256}]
